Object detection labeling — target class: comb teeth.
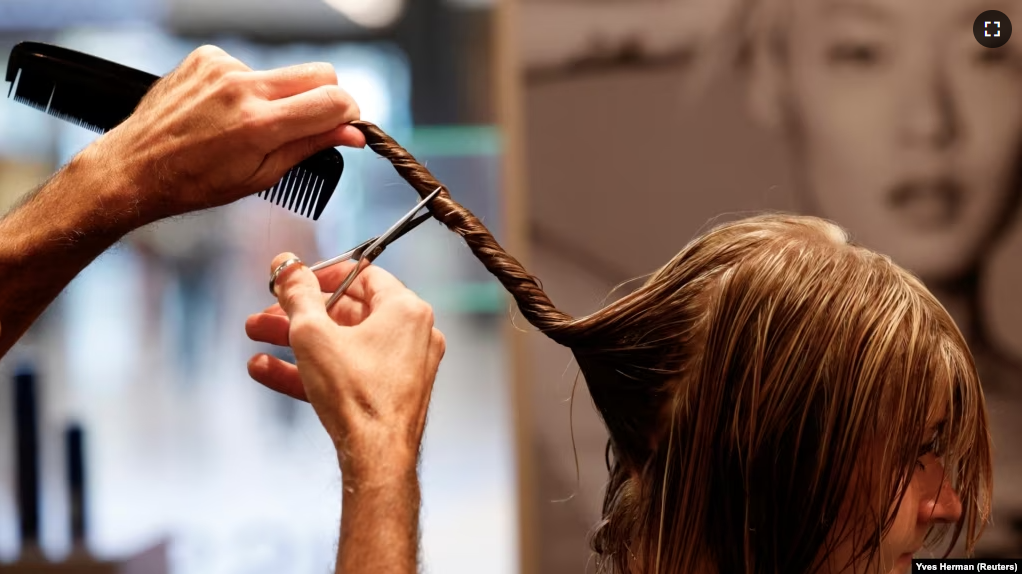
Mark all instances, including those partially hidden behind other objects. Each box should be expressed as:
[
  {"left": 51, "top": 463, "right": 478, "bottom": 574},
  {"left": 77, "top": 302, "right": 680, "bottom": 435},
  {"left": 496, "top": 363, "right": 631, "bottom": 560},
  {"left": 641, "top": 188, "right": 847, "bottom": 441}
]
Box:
[
  {"left": 12, "top": 94, "right": 45, "bottom": 113},
  {"left": 264, "top": 167, "right": 323, "bottom": 218},
  {"left": 12, "top": 79, "right": 107, "bottom": 134},
  {"left": 6, "top": 41, "right": 346, "bottom": 220},
  {"left": 258, "top": 148, "right": 342, "bottom": 220},
  {"left": 259, "top": 164, "right": 323, "bottom": 219},
  {"left": 45, "top": 107, "right": 106, "bottom": 134}
]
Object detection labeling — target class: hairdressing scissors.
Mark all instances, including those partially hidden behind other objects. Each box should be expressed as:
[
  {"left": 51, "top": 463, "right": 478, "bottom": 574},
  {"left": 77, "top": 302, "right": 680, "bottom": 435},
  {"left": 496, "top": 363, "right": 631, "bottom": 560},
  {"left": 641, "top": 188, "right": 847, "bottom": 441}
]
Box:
[{"left": 297, "top": 186, "right": 441, "bottom": 310}]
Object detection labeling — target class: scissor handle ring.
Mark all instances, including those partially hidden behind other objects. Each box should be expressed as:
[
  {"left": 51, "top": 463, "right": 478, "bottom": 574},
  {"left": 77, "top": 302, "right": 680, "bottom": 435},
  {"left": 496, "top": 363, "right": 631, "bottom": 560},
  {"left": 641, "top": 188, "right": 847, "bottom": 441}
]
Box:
[{"left": 269, "top": 257, "right": 304, "bottom": 296}]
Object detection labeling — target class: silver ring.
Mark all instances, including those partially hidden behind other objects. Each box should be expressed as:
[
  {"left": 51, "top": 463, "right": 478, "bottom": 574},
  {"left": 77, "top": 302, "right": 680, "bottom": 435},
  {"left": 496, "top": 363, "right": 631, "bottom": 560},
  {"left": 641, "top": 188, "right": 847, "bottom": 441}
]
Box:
[{"left": 269, "top": 257, "right": 303, "bottom": 296}]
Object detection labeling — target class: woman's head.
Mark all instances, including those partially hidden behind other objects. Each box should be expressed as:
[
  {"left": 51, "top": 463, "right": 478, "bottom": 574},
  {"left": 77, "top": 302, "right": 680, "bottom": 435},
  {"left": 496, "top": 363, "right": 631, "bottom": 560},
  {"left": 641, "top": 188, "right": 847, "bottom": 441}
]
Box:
[
  {"left": 743, "top": 0, "right": 1022, "bottom": 283},
  {"left": 349, "top": 121, "right": 992, "bottom": 574},
  {"left": 584, "top": 215, "right": 991, "bottom": 574}
]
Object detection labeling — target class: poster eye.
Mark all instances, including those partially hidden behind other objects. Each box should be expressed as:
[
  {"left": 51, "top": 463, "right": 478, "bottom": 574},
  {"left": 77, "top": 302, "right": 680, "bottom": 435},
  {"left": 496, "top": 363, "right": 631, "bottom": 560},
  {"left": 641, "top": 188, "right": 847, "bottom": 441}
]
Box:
[{"left": 827, "top": 43, "right": 883, "bottom": 66}]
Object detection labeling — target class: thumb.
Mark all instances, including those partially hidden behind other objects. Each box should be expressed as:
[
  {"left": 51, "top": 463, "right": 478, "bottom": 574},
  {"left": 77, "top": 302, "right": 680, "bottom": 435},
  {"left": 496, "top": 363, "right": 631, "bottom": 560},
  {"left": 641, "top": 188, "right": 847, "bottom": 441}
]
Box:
[{"left": 271, "top": 252, "right": 325, "bottom": 323}]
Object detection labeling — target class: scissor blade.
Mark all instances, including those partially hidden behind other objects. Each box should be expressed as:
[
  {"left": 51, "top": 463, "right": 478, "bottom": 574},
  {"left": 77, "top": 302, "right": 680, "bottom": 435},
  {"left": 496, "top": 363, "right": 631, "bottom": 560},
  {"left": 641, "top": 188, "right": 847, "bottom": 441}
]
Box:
[
  {"left": 309, "top": 237, "right": 376, "bottom": 272},
  {"left": 324, "top": 187, "right": 441, "bottom": 311},
  {"left": 363, "top": 187, "right": 442, "bottom": 259},
  {"left": 387, "top": 212, "right": 433, "bottom": 245},
  {"left": 377, "top": 187, "right": 441, "bottom": 248}
]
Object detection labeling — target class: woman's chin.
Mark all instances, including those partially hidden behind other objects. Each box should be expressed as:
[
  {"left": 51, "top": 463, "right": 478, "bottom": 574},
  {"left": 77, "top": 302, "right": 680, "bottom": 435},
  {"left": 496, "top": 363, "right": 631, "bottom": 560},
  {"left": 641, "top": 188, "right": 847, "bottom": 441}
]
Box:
[
  {"left": 816, "top": 212, "right": 988, "bottom": 283},
  {"left": 892, "top": 552, "right": 914, "bottom": 573}
]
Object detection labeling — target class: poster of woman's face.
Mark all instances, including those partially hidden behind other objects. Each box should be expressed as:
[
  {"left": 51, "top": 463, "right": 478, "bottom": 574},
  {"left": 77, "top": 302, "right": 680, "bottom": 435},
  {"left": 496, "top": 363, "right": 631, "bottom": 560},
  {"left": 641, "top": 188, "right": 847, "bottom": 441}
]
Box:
[
  {"left": 515, "top": 0, "right": 1022, "bottom": 569},
  {"left": 748, "top": 0, "right": 1022, "bottom": 284}
]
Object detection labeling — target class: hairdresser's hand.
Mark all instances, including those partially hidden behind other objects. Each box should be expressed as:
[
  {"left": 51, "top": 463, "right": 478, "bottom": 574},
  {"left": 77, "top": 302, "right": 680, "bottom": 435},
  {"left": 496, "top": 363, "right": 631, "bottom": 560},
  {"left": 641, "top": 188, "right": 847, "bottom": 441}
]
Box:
[
  {"left": 245, "top": 253, "right": 445, "bottom": 474},
  {"left": 246, "top": 257, "right": 440, "bottom": 574},
  {"left": 82, "top": 44, "right": 365, "bottom": 226}
]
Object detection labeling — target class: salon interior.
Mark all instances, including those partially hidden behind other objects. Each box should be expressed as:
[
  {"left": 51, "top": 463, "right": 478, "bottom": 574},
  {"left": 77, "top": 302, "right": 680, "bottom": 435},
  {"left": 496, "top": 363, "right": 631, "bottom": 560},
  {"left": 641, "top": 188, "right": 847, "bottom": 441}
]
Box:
[{"left": 1, "top": 0, "right": 1022, "bottom": 573}]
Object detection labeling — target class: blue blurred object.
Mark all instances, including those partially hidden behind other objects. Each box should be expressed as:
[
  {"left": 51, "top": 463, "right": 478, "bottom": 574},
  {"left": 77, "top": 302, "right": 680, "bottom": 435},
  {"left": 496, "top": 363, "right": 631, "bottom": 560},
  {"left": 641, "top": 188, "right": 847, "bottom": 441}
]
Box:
[{"left": 0, "top": 0, "right": 164, "bottom": 29}]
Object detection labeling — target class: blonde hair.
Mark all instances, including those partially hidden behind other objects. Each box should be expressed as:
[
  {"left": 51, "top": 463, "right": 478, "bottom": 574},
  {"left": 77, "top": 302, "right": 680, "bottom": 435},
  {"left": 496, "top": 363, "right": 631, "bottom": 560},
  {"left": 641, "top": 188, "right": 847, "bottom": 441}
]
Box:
[{"left": 585, "top": 214, "right": 991, "bottom": 573}]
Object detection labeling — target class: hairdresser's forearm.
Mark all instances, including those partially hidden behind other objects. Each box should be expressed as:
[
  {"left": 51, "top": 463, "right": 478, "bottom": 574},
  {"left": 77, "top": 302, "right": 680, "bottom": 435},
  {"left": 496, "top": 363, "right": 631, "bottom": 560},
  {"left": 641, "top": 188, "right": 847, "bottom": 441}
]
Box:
[
  {"left": 0, "top": 148, "right": 139, "bottom": 357},
  {"left": 336, "top": 439, "right": 421, "bottom": 574}
]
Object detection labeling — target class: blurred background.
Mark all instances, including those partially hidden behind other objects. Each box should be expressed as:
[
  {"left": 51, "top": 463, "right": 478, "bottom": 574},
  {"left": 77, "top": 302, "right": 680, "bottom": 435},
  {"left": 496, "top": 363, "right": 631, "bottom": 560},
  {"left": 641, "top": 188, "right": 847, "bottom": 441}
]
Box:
[
  {"left": 0, "top": 1, "right": 516, "bottom": 573},
  {"left": 3, "top": 0, "right": 1022, "bottom": 573}
]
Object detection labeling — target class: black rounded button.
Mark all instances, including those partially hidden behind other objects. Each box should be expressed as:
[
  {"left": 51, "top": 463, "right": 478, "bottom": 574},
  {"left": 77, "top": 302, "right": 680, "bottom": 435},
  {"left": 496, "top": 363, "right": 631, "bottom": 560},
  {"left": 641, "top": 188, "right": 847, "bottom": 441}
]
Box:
[{"left": 975, "top": 10, "right": 1012, "bottom": 48}]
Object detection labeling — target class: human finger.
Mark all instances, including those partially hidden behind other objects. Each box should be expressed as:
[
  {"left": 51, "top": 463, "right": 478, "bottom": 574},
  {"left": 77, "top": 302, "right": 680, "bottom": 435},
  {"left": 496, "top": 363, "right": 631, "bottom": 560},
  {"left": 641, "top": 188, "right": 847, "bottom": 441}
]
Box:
[
  {"left": 312, "top": 261, "right": 408, "bottom": 308},
  {"left": 255, "top": 302, "right": 287, "bottom": 317},
  {"left": 245, "top": 313, "right": 291, "bottom": 346},
  {"left": 246, "top": 295, "right": 370, "bottom": 345},
  {"left": 262, "top": 257, "right": 405, "bottom": 319},
  {"left": 247, "top": 353, "right": 309, "bottom": 402},
  {"left": 253, "top": 62, "right": 338, "bottom": 100},
  {"left": 254, "top": 276, "right": 369, "bottom": 316},
  {"left": 260, "top": 260, "right": 362, "bottom": 316},
  {"left": 264, "top": 85, "right": 360, "bottom": 149},
  {"left": 271, "top": 252, "right": 328, "bottom": 325},
  {"left": 254, "top": 126, "right": 364, "bottom": 183}
]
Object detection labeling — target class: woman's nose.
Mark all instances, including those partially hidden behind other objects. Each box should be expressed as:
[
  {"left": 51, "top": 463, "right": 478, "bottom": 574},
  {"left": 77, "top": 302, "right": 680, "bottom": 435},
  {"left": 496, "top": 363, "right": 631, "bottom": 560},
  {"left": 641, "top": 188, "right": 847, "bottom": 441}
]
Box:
[
  {"left": 900, "top": 66, "right": 958, "bottom": 150},
  {"left": 918, "top": 462, "right": 963, "bottom": 524}
]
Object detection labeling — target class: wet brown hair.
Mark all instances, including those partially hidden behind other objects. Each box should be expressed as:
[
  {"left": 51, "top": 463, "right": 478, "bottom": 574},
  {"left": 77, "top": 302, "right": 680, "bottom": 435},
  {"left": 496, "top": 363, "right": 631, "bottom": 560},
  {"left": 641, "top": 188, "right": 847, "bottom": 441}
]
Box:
[{"left": 350, "top": 120, "right": 993, "bottom": 574}]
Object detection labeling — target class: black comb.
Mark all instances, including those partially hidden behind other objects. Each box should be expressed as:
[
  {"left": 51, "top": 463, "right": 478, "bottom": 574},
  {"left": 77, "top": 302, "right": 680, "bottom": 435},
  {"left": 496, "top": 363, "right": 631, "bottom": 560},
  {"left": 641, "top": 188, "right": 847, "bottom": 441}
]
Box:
[{"left": 5, "top": 41, "right": 342, "bottom": 220}]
